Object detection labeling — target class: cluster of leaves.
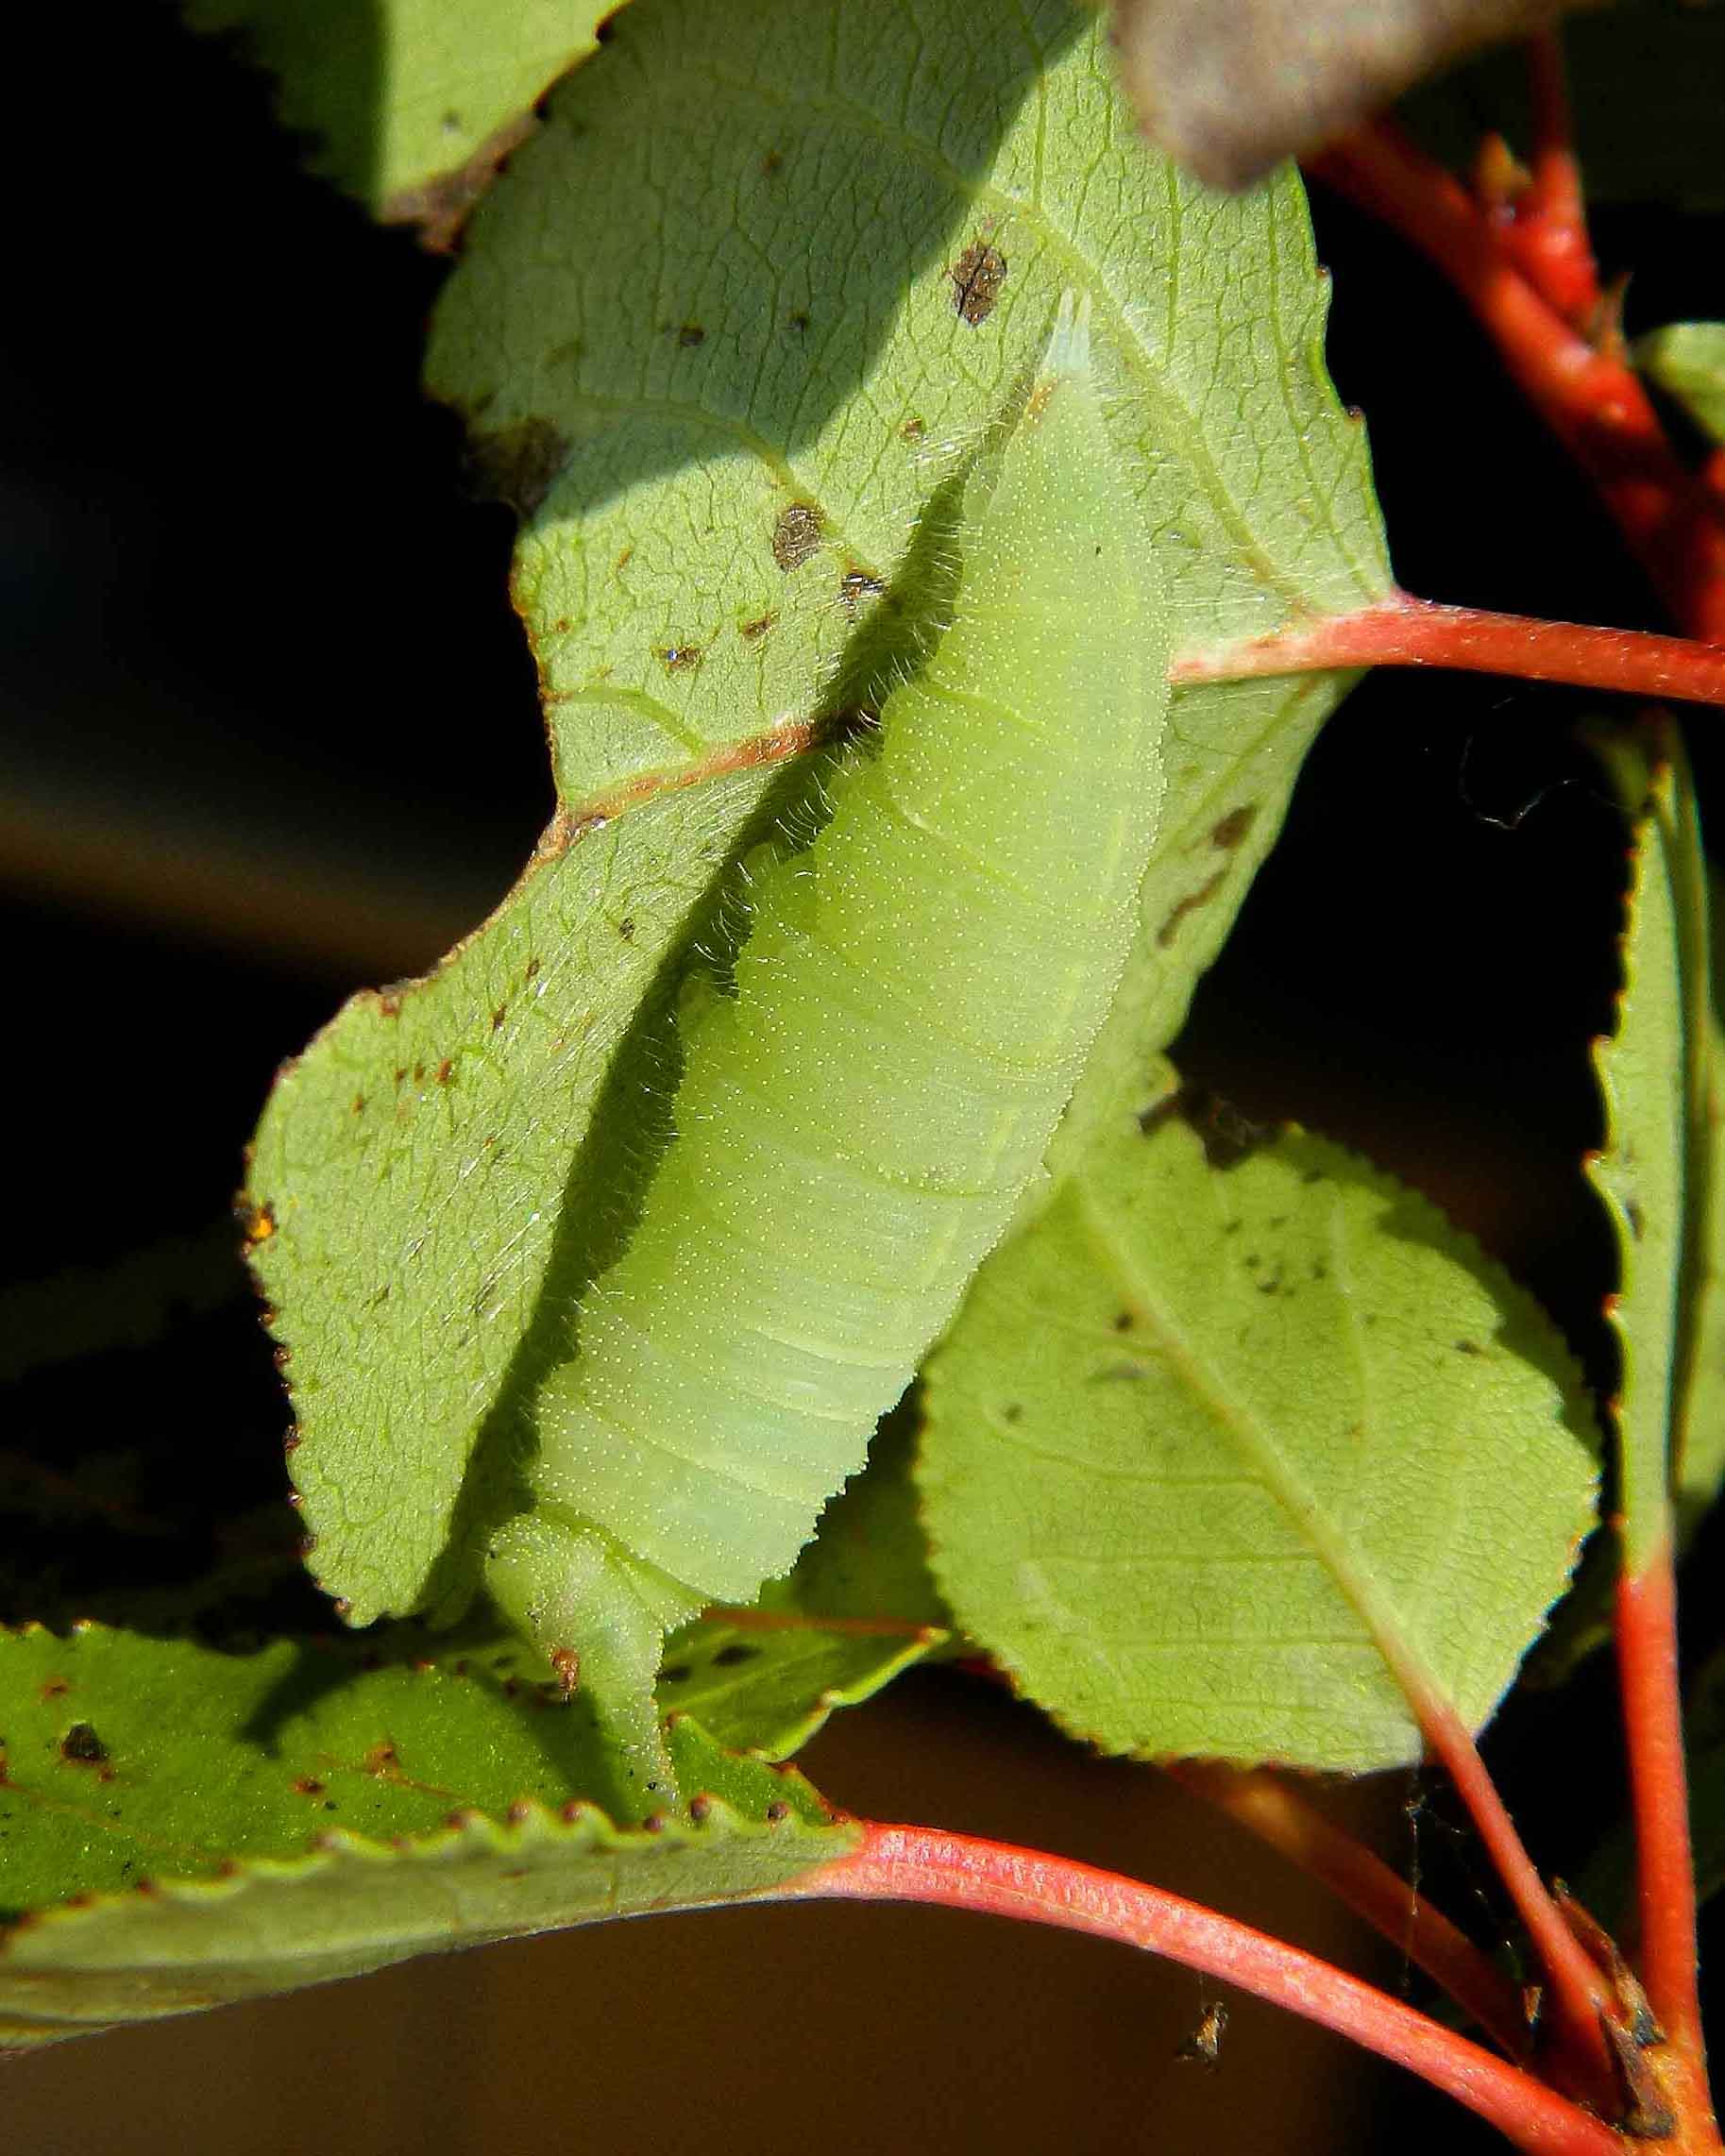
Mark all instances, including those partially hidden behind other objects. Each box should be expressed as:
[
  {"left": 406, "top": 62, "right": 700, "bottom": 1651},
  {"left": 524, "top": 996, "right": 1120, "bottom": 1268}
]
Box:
[{"left": 5, "top": 0, "right": 1725, "bottom": 2073}]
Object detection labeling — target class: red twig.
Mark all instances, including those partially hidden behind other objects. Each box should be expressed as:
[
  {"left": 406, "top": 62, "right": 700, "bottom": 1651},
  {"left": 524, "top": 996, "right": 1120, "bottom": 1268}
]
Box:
[
  {"left": 1406, "top": 1686, "right": 1618, "bottom": 2107},
  {"left": 1616, "top": 1545, "right": 1706, "bottom": 2062},
  {"left": 779, "top": 1822, "right": 1623, "bottom": 2156},
  {"left": 1505, "top": 31, "right": 1601, "bottom": 332},
  {"left": 1172, "top": 595, "right": 1725, "bottom": 707},
  {"left": 1166, "top": 1760, "right": 1530, "bottom": 2059},
  {"left": 1307, "top": 123, "right": 1725, "bottom": 641}
]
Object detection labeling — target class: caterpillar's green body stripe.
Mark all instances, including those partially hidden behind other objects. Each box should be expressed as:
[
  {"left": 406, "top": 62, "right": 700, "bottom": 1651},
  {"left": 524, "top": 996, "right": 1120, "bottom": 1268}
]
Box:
[{"left": 485, "top": 297, "right": 1172, "bottom": 1789}]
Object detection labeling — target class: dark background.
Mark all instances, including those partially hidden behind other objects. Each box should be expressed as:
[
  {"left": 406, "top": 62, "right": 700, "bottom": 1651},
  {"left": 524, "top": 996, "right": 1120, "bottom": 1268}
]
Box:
[{"left": 2, "top": 4, "right": 1721, "bottom": 2149}]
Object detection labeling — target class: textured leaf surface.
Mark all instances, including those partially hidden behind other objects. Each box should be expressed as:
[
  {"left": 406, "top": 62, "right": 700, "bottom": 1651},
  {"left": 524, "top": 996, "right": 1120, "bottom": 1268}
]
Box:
[
  {"left": 183, "top": 0, "right": 617, "bottom": 235},
  {"left": 1636, "top": 324, "right": 1725, "bottom": 449},
  {"left": 0, "top": 1624, "right": 848, "bottom": 2044},
  {"left": 1588, "top": 728, "right": 1725, "bottom": 1562},
  {"left": 921, "top": 1070, "right": 1599, "bottom": 1770},
  {"left": 254, "top": 0, "right": 1386, "bottom": 1684}
]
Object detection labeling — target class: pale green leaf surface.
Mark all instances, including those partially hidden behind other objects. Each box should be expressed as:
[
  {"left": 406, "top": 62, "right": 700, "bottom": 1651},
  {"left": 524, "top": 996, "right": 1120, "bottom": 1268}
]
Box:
[
  {"left": 256, "top": 0, "right": 1387, "bottom": 1672},
  {"left": 0, "top": 1624, "right": 848, "bottom": 2043},
  {"left": 247, "top": 767, "right": 787, "bottom": 1626},
  {"left": 183, "top": 0, "right": 619, "bottom": 230},
  {"left": 921, "top": 1075, "right": 1600, "bottom": 1769},
  {"left": 1589, "top": 728, "right": 1715, "bottom": 1564},
  {"left": 1636, "top": 324, "right": 1725, "bottom": 451}
]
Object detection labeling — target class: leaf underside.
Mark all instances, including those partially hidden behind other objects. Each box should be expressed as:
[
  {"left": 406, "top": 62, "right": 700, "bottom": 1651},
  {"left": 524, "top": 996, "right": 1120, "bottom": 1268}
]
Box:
[{"left": 921, "top": 1070, "right": 1600, "bottom": 1771}]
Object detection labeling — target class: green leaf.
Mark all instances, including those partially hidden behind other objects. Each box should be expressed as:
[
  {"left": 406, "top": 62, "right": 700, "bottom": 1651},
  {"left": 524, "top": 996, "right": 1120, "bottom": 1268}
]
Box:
[
  {"left": 1635, "top": 324, "right": 1725, "bottom": 450},
  {"left": 920, "top": 1070, "right": 1600, "bottom": 1770},
  {"left": 0, "top": 1623, "right": 850, "bottom": 2044},
  {"left": 1589, "top": 724, "right": 1715, "bottom": 1564},
  {"left": 183, "top": 0, "right": 620, "bottom": 239}
]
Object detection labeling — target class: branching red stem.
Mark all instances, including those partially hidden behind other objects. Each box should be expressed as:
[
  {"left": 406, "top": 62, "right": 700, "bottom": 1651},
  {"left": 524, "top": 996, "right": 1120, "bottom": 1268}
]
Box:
[
  {"left": 1510, "top": 31, "right": 1600, "bottom": 330},
  {"left": 1172, "top": 594, "right": 1725, "bottom": 707},
  {"left": 1166, "top": 1760, "right": 1530, "bottom": 2058},
  {"left": 1307, "top": 123, "right": 1725, "bottom": 640},
  {"left": 1616, "top": 1542, "right": 1706, "bottom": 2059},
  {"left": 779, "top": 1822, "right": 1623, "bottom": 2156},
  {"left": 1406, "top": 1688, "right": 1618, "bottom": 2106}
]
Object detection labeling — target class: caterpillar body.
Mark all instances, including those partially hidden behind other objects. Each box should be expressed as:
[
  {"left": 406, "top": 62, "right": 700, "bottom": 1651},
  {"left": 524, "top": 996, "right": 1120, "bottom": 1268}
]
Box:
[{"left": 484, "top": 295, "right": 1172, "bottom": 1791}]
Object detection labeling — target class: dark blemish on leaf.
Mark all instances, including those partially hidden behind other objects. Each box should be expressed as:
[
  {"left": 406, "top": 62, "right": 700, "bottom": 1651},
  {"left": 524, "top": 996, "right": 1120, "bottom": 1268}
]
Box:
[
  {"left": 772, "top": 503, "right": 822, "bottom": 571},
  {"left": 595, "top": 8, "right": 621, "bottom": 40},
  {"left": 377, "top": 988, "right": 406, "bottom": 1018},
  {"left": 1181, "top": 1086, "right": 1276, "bottom": 1171},
  {"left": 466, "top": 415, "right": 569, "bottom": 517},
  {"left": 658, "top": 644, "right": 703, "bottom": 675},
  {"left": 688, "top": 1794, "right": 715, "bottom": 1825},
  {"left": 614, "top": 546, "right": 634, "bottom": 575},
  {"left": 788, "top": 311, "right": 810, "bottom": 334},
  {"left": 1243, "top": 1254, "right": 1260, "bottom": 1270},
  {"left": 350, "top": 1093, "right": 364, "bottom": 1116},
  {"left": 1002, "top": 1403, "right": 1023, "bottom": 1424},
  {"left": 59, "top": 1724, "right": 109, "bottom": 1766},
  {"left": 712, "top": 1643, "right": 758, "bottom": 1669},
  {"left": 40, "top": 1678, "right": 69, "bottom": 1701},
  {"left": 1626, "top": 1199, "right": 1646, "bottom": 1241},
  {"left": 394, "top": 1066, "right": 408, "bottom": 1086},
  {"left": 1210, "top": 805, "right": 1259, "bottom": 852},
  {"left": 436, "top": 1059, "right": 455, "bottom": 1085},
  {"left": 492, "top": 1003, "right": 508, "bottom": 1030},
  {"left": 364, "top": 1743, "right": 400, "bottom": 1777},
  {"left": 240, "top": 1201, "right": 277, "bottom": 1246},
  {"left": 413, "top": 1063, "right": 426, "bottom": 1084},
  {"left": 1455, "top": 1339, "right": 1486, "bottom": 1357},
  {"left": 677, "top": 324, "right": 706, "bottom": 349},
  {"left": 1311, "top": 1259, "right": 1329, "bottom": 1281},
  {"left": 525, "top": 956, "right": 542, "bottom": 979},
  {"left": 617, "top": 918, "right": 635, "bottom": 942},
  {"left": 765, "top": 1799, "right": 792, "bottom": 1824},
  {"left": 949, "top": 240, "right": 1007, "bottom": 325},
  {"left": 642, "top": 1813, "right": 668, "bottom": 1834},
  {"left": 761, "top": 148, "right": 783, "bottom": 177},
  {"left": 739, "top": 612, "right": 776, "bottom": 641},
  {"left": 293, "top": 1777, "right": 326, "bottom": 1798},
  {"left": 550, "top": 1647, "right": 580, "bottom": 1696},
  {"left": 1113, "top": 1312, "right": 1135, "bottom": 1332},
  {"left": 839, "top": 569, "right": 886, "bottom": 615},
  {"left": 660, "top": 1664, "right": 691, "bottom": 1685},
  {"left": 1137, "top": 1092, "right": 1183, "bottom": 1138},
  {"left": 901, "top": 415, "right": 925, "bottom": 442},
  {"left": 1156, "top": 868, "right": 1229, "bottom": 949}
]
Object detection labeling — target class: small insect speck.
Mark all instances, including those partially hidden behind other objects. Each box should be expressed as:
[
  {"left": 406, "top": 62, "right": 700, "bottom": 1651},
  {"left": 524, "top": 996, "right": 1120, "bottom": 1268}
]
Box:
[
  {"left": 772, "top": 503, "right": 822, "bottom": 571},
  {"left": 1178, "top": 2000, "right": 1228, "bottom": 2067},
  {"left": 949, "top": 240, "right": 1006, "bottom": 325},
  {"left": 658, "top": 644, "right": 703, "bottom": 675},
  {"left": 677, "top": 324, "right": 705, "bottom": 348}
]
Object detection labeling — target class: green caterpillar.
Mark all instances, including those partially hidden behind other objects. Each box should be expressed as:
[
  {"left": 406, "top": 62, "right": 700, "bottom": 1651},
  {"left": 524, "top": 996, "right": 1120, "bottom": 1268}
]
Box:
[{"left": 485, "top": 295, "right": 1173, "bottom": 1791}]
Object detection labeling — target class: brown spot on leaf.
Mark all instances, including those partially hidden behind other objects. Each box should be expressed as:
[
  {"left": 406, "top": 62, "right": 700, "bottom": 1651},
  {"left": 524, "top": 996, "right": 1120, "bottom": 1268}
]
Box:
[
  {"left": 949, "top": 240, "right": 1006, "bottom": 325},
  {"left": 614, "top": 546, "right": 634, "bottom": 575},
  {"left": 839, "top": 569, "right": 886, "bottom": 615},
  {"left": 1156, "top": 867, "right": 1229, "bottom": 948},
  {"left": 688, "top": 1794, "right": 716, "bottom": 1825},
  {"left": 240, "top": 1200, "right": 277, "bottom": 1247},
  {"left": 40, "top": 1677, "right": 69, "bottom": 1701},
  {"left": 1002, "top": 1403, "right": 1023, "bottom": 1424},
  {"left": 712, "top": 1643, "right": 758, "bottom": 1669},
  {"left": 677, "top": 324, "right": 706, "bottom": 349},
  {"left": 466, "top": 415, "right": 569, "bottom": 517},
  {"left": 658, "top": 643, "right": 703, "bottom": 675},
  {"left": 492, "top": 1003, "right": 508, "bottom": 1030},
  {"left": 293, "top": 1777, "right": 326, "bottom": 1798},
  {"left": 765, "top": 1799, "right": 792, "bottom": 1824},
  {"left": 525, "top": 956, "right": 542, "bottom": 979},
  {"left": 772, "top": 503, "right": 823, "bottom": 571},
  {"left": 1181, "top": 1086, "right": 1276, "bottom": 1171},
  {"left": 550, "top": 1647, "right": 581, "bottom": 1696},
  {"left": 739, "top": 612, "right": 776, "bottom": 641},
  {"left": 617, "top": 918, "right": 635, "bottom": 941},
  {"left": 787, "top": 310, "right": 810, "bottom": 334},
  {"left": 59, "top": 1724, "right": 109, "bottom": 1766},
  {"left": 436, "top": 1059, "right": 455, "bottom": 1085},
  {"left": 380, "top": 107, "right": 538, "bottom": 252},
  {"left": 761, "top": 148, "right": 783, "bottom": 177},
  {"left": 350, "top": 1093, "right": 365, "bottom": 1116},
  {"left": 901, "top": 415, "right": 926, "bottom": 442},
  {"left": 1209, "top": 804, "right": 1259, "bottom": 851}
]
